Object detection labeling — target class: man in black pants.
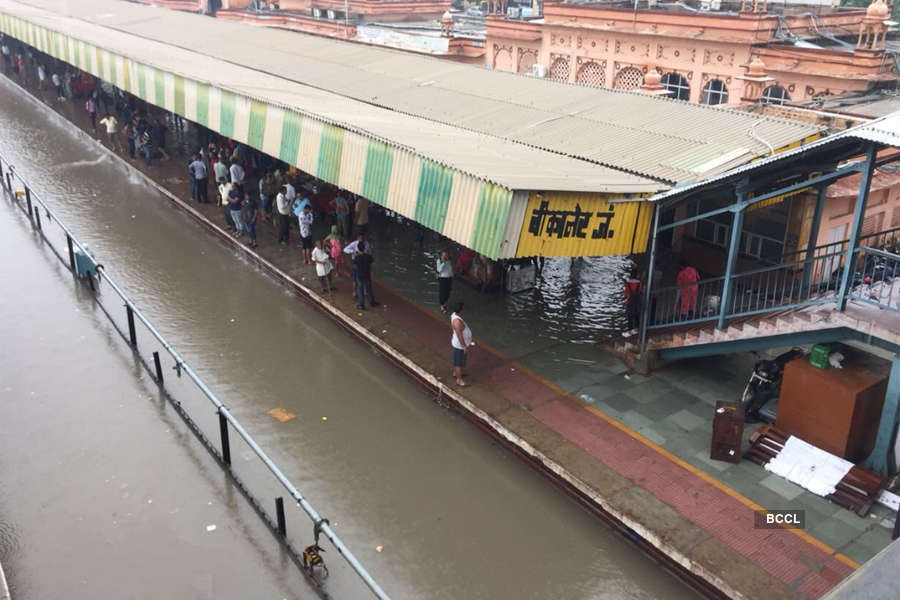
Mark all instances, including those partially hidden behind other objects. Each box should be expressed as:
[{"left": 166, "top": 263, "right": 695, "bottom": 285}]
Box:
[
  {"left": 188, "top": 154, "right": 209, "bottom": 203},
  {"left": 275, "top": 186, "right": 291, "bottom": 244}
]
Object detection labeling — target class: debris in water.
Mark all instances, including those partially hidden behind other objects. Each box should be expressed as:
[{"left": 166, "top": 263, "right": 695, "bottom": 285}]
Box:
[
  {"left": 321, "top": 416, "right": 328, "bottom": 421},
  {"left": 268, "top": 407, "right": 296, "bottom": 423},
  {"left": 375, "top": 545, "right": 384, "bottom": 553},
  {"left": 623, "top": 374, "right": 631, "bottom": 380},
  {"left": 131, "top": 215, "right": 136, "bottom": 218},
  {"left": 147, "top": 499, "right": 153, "bottom": 504},
  {"left": 230, "top": 318, "right": 235, "bottom": 323},
  {"left": 206, "top": 524, "right": 217, "bottom": 532},
  {"left": 382, "top": 330, "right": 387, "bottom": 334}
]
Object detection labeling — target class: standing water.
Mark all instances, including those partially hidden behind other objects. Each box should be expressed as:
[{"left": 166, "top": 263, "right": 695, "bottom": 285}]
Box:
[{"left": 0, "top": 75, "right": 697, "bottom": 599}]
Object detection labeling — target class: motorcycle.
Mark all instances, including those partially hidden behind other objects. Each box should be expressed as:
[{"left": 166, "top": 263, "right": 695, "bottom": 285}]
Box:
[{"left": 740, "top": 347, "right": 805, "bottom": 423}]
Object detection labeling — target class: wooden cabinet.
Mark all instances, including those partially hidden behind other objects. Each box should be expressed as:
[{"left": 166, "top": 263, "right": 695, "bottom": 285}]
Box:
[
  {"left": 710, "top": 401, "right": 744, "bottom": 463},
  {"left": 777, "top": 358, "right": 887, "bottom": 462}
]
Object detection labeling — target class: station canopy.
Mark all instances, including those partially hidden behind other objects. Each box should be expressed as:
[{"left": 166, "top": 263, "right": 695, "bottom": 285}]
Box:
[{"left": 0, "top": 0, "right": 824, "bottom": 258}]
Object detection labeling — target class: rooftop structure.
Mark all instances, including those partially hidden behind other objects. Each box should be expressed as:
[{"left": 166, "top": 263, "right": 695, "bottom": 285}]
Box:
[{"left": 0, "top": 0, "right": 821, "bottom": 260}]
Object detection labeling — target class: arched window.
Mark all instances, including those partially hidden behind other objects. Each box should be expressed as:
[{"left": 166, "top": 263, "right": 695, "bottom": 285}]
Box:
[
  {"left": 702, "top": 79, "right": 728, "bottom": 105},
  {"left": 613, "top": 66, "right": 643, "bottom": 91},
  {"left": 576, "top": 61, "right": 606, "bottom": 88},
  {"left": 661, "top": 72, "right": 690, "bottom": 101},
  {"left": 549, "top": 56, "right": 571, "bottom": 82},
  {"left": 518, "top": 51, "right": 537, "bottom": 74},
  {"left": 493, "top": 47, "right": 512, "bottom": 70},
  {"left": 762, "top": 85, "right": 790, "bottom": 105}
]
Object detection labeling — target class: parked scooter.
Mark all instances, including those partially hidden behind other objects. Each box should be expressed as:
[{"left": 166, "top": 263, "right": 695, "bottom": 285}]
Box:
[{"left": 741, "top": 347, "right": 805, "bottom": 423}]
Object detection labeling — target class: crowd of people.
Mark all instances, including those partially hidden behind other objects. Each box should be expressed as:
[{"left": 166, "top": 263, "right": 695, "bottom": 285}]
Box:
[{"left": 1, "top": 33, "right": 498, "bottom": 385}]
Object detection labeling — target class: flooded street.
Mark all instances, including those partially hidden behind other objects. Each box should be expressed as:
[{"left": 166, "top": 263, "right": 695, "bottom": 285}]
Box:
[{"left": 0, "top": 74, "right": 697, "bottom": 600}]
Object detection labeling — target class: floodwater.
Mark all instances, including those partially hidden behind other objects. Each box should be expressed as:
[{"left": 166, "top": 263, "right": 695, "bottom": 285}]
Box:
[
  {"left": 0, "top": 74, "right": 697, "bottom": 599},
  {"left": 368, "top": 213, "right": 631, "bottom": 345}
]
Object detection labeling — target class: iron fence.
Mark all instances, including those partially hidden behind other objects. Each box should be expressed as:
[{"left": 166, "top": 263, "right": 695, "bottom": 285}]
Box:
[{"left": 0, "top": 151, "right": 391, "bottom": 600}]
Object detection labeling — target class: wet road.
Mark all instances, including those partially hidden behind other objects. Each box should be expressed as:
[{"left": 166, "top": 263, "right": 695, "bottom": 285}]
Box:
[{"left": 0, "top": 75, "right": 697, "bottom": 599}]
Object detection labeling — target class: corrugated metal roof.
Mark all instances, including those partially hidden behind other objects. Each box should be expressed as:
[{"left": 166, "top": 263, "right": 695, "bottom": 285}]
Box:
[
  {"left": 11, "top": 0, "right": 822, "bottom": 184},
  {"left": 0, "top": 0, "right": 662, "bottom": 195},
  {"left": 647, "top": 112, "right": 900, "bottom": 204}
]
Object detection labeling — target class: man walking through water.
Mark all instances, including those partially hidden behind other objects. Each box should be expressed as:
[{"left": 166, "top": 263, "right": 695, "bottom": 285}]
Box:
[
  {"left": 352, "top": 240, "right": 378, "bottom": 310},
  {"left": 188, "top": 154, "right": 209, "bottom": 204},
  {"left": 276, "top": 185, "right": 291, "bottom": 244}
]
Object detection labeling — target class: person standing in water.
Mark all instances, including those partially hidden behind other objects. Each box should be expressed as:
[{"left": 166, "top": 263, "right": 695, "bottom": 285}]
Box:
[
  {"left": 450, "top": 302, "right": 474, "bottom": 387},
  {"left": 436, "top": 250, "right": 453, "bottom": 313}
]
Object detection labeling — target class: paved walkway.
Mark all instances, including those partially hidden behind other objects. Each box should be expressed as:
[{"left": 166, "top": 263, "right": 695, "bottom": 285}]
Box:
[{"left": 7, "top": 69, "right": 897, "bottom": 599}]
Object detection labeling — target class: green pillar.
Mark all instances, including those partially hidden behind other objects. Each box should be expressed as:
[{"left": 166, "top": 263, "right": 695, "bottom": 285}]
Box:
[
  {"left": 801, "top": 185, "right": 826, "bottom": 293},
  {"left": 837, "top": 144, "right": 877, "bottom": 311},
  {"left": 717, "top": 186, "right": 746, "bottom": 330}
]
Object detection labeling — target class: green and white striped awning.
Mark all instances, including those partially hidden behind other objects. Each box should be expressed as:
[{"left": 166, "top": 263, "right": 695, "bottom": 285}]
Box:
[{"left": 0, "top": 0, "right": 663, "bottom": 258}]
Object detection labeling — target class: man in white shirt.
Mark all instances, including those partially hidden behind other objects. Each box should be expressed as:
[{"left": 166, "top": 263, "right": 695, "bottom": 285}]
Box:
[
  {"left": 298, "top": 204, "right": 314, "bottom": 264},
  {"left": 218, "top": 178, "right": 235, "bottom": 232},
  {"left": 275, "top": 187, "right": 291, "bottom": 244},
  {"left": 229, "top": 161, "right": 245, "bottom": 192},
  {"left": 284, "top": 181, "right": 296, "bottom": 203},
  {"left": 51, "top": 72, "right": 64, "bottom": 101},
  {"left": 99, "top": 114, "right": 122, "bottom": 152},
  {"left": 213, "top": 154, "right": 228, "bottom": 183}
]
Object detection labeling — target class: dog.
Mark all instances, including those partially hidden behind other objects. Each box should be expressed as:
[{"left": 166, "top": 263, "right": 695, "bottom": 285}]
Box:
[{"left": 302, "top": 543, "right": 329, "bottom": 579}]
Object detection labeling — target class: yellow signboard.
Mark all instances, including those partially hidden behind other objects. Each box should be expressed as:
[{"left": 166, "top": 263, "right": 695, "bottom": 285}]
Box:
[{"left": 515, "top": 193, "right": 654, "bottom": 258}]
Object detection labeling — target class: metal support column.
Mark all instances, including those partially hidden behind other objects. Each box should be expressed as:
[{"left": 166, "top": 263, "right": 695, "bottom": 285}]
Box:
[
  {"left": 801, "top": 185, "right": 827, "bottom": 292},
  {"left": 219, "top": 410, "right": 231, "bottom": 466},
  {"left": 275, "top": 497, "right": 286, "bottom": 537},
  {"left": 864, "top": 355, "right": 900, "bottom": 476},
  {"left": 126, "top": 305, "right": 137, "bottom": 346},
  {"left": 638, "top": 205, "right": 660, "bottom": 355},
  {"left": 67, "top": 235, "right": 75, "bottom": 271},
  {"left": 25, "top": 186, "right": 33, "bottom": 219},
  {"left": 717, "top": 188, "right": 746, "bottom": 330},
  {"left": 838, "top": 144, "right": 877, "bottom": 310},
  {"left": 153, "top": 351, "right": 164, "bottom": 384}
]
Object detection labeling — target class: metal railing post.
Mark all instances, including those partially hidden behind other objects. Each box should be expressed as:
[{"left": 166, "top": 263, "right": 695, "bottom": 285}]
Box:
[
  {"left": 25, "top": 186, "right": 33, "bottom": 219},
  {"left": 276, "top": 497, "right": 287, "bottom": 537},
  {"left": 717, "top": 188, "right": 746, "bottom": 330},
  {"left": 838, "top": 144, "right": 877, "bottom": 310},
  {"left": 4, "top": 171, "right": 11, "bottom": 192},
  {"left": 153, "top": 351, "right": 164, "bottom": 384},
  {"left": 638, "top": 205, "right": 659, "bottom": 355},
  {"left": 33, "top": 208, "right": 42, "bottom": 231},
  {"left": 126, "top": 304, "right": 137, "bottom": 346},
  {"left": 801, "top": 185, "right": 826, "bottom": 294},
  {"left": 67, "top": 234, "right": 75, "bottom": 271},
  {"left": 219, "top": 410, "right": 232, "bottom": 466}
]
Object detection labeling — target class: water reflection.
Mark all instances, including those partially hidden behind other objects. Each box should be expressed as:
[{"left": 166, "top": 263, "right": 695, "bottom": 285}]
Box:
[{"left": 367, "top": 211, "right": 631, "bottom": 344}]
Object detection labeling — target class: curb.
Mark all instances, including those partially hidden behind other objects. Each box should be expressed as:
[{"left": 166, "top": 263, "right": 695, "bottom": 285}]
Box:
[{"left": 14, "top": 80, "right": 740, "bottom": 599}]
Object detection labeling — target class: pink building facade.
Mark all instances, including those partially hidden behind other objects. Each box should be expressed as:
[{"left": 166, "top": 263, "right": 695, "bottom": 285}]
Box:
[{"left": 487, "top": 2, "right": 898, "bottom": 106}]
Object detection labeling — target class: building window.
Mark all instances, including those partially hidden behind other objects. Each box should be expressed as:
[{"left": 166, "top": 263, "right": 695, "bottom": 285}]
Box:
[
  {"left": 576, "top": 61, "right": 605, "bottom": 88},
  {"left": 762, "top": 85, "right": 790, "bottom": 105},
  {"left": 661, "top": 72, "right": 690, "bottom": 101},
  {"left": 613, "top": 66, "right": 643, "bottom": 91},
  {"left": 549, "top": 56, "right": 571, "bottom": 82},
  {"left": 702, "top": 79, "right": 728, "bottom": 105},
  {"left": 518, "top": 51, "right": 537, "bottom": 74}
]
